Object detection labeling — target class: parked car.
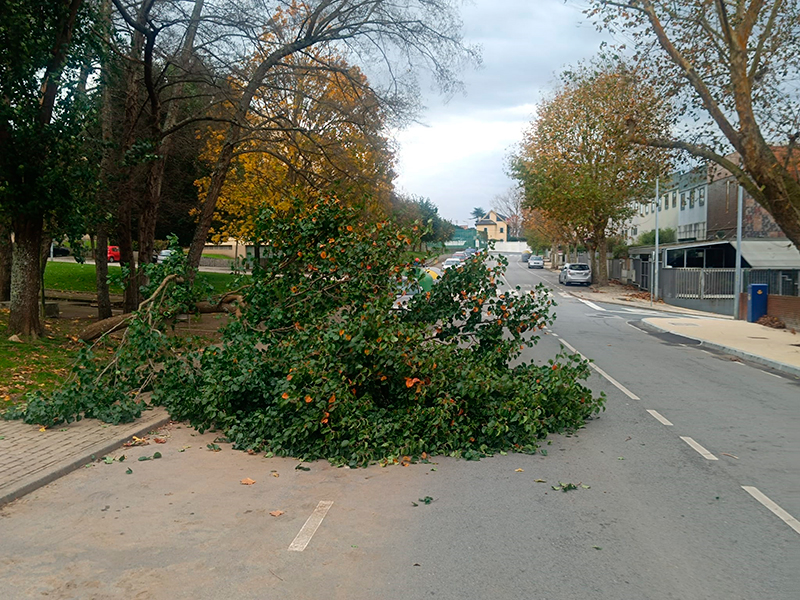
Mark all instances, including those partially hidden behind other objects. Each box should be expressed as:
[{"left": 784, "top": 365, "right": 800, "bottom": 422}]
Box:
[
  {"left": 107, "top": 246, "right": 121, "bottom": 262},
  {"left": 559, "top": 263, "right": 592, "bottom": 286},
  {"left": 442, "top": 257, "right": 462, "bottom": 271},
  {"left": 453, "top": 251, "right": 468, "bottom": 261},
  {"left": 527, "top": 255, "right": 544, "bottom": 269},
  {"left": 51, "top": 245, "right": 70, "bottom": 257},
  {"left": 156, "top": 249, "right": 175, "bottom": 264}
]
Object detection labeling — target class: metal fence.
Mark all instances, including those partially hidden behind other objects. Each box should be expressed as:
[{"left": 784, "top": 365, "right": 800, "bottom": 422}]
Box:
[{"left": 658, "top": 268, "right": 800, "bottom": 299}]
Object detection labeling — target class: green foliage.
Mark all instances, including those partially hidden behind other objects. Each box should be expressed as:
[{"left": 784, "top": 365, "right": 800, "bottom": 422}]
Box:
[
  {"left": 635, "top": 228, "right": 676, "bottom": 246},
  {"left": 4, "top": 198, "right": 604, "bottom": 460},
  {"left": 153, "top": 197, "right": 604, "bottom": 466}
]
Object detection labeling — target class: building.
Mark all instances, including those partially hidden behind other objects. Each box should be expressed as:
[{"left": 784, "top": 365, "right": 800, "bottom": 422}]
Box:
[{"left": 475, "top": 210, "right": 508, "bottom": 242}]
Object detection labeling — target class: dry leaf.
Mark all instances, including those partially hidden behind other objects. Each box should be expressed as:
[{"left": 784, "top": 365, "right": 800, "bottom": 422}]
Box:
[
  {"left": 154, "top": 437, "right": 167, "bottom": 444},
  {"left": 240, "top": 478, "right": 256, "bottom": 485},
  {"left": 271, "top": 472, "right": 280, "bottom": 478},
  {"left": 534, "top": 479, "right": 546, "bottom": 483},
  {"left": 515, "top": 468, "right": 524, "bottom": 472},
  {"left": 269, "top": 510, "right": 284, "bottom": 517}
]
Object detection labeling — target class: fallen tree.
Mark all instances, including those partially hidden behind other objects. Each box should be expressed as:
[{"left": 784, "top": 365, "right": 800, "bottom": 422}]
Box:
[{"left": 5, "top": 198, "right": 605, "bottom": 462}]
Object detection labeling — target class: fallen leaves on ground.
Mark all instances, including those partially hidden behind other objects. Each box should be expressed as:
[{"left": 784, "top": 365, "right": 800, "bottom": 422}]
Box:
[
  {"left": 154, "top": 437, "right": 167, "bottom": 444},
  {"left": 269, "top": 510, "right": 284, "bottom": 517},
  {"left": 515, "top": 468, "right": 524, "bottom": 472},
  {"left": 241, "top": 478, "right": 256, "bottom": 485},
  {"left": 124, "top": 436, "right": 149, "bottom": 447}
]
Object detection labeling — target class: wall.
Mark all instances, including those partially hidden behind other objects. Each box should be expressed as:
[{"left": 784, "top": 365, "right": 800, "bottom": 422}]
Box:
[
  {"left": 492, "top": 241, "right": 531, "bottom": 254},
  {"left": 738, "top": 292, "right": 800, "bottom": 329}
]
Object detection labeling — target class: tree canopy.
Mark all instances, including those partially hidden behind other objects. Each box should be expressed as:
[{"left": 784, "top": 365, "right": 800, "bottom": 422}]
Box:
[
  {"left": 510, "top": 60, "right": 671, "bottom": 284},
  {"left": 589, "top": 0, "right": 800, "bottom": 248}
]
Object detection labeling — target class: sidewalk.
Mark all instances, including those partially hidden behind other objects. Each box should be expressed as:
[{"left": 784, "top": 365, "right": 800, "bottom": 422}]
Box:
[
  {"left": 642, "top": 317, "right": 800, "bottom": 378},
  {"left": 559, "top": 276, "right": 800, "bottom": 378},
  {"left": 0, "top": 406, "right": 170, "bottom": 506}
]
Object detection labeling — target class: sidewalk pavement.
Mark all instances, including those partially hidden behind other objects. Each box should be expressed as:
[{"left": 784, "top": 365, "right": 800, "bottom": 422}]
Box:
[
  {"left": 642, "top": 317, "right": 800, "bottom": 378},
  {"left": 0, "top": 406, "right": 170, "bottom": 507},
  {"left": 560, "top": 277, "right": 800, "bottom": 378}
]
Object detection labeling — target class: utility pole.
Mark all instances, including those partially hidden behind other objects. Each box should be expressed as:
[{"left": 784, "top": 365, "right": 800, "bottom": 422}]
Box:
[
  {"left": 654, "top": 177, "right": 660, "bottom": 303},
  {"left": 733, "top": 183, "right": 744, "bottom": 318}
]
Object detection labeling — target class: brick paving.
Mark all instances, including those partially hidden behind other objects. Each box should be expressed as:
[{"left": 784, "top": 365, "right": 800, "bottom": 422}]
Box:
[{"left": 0, "top": 407, "right": 170, "bottom": 506}]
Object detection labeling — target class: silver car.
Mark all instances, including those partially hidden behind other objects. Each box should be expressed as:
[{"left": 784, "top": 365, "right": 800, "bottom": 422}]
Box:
[
  {"left": 527, "top": 255, "right": 544, "bottom": 269},
  {"left": 559, "top": 263, "right": 591, "bottom": 286}
]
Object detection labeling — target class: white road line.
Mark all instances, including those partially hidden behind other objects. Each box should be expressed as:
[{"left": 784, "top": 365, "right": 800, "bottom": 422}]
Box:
[
  {"left": 557, "top": 292, "right": 571, "bottom": 298},
  {"left": 558, "top": 337, "right": 640, "bottom": 400},
  {"left": 679, "top": 436, "right": 719, "bottom": 460},
  {"left": 577, "top": 298, "right": 606, "bottom": 311},
  {"left": 761, "top": 370, "right": 782, "bottom": 378},
  {"left": 741, "top": 486, "right": 800, "bottom": 536},
  {"left": 288, "top": 501, "right": 334, "bottom": 551},
  {"left": 646, "top": 409, "right": 673, "bottom": 426}
]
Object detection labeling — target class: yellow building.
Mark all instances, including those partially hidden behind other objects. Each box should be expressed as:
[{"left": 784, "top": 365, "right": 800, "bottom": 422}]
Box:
[{"left": 476, "top": 210, "right": 508, "bottom": 242}]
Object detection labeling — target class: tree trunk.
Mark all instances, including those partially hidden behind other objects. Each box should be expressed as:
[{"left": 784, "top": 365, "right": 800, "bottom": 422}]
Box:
[
  {"left": 187, "top": 134, "right": 238, "bottom": 273},
  {"left": 95, "top": 223, "right": 112, "bottom": 320},
  {"left": 9, "top": 214, "right": 44, "bottom": 337},
  {"left": 0, "top": 218, "right": 11, "bottom": 302},
  {"left": 117, "top": 196, "right": 138, "bottom": 312},
  {"left": 594, "top": 233, "right": 609, "bottom": 287}
]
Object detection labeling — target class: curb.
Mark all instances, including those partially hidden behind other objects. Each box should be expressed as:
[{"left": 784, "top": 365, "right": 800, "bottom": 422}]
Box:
[
  {"left": 641, "top": 319, "right": 800, "bottom": 380},
  {"left": 0, "top": 411, "right": 172, "bottom": 507}
]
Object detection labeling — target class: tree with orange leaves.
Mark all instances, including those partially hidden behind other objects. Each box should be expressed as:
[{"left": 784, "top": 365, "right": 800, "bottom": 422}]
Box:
[{"left": 511, "top": 59, "right": 671, "bottom": 285}]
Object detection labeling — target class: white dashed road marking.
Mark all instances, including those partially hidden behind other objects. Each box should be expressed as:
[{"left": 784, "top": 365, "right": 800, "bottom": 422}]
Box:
[
  {"left": 646, "top": 409, "right": 673, "bottom": 426},
  {"left": 680, "top": 436, "right": 718, "bottom": 460},
  {"left": 741, "top": 486, "right": 800, "bottom": 536},
  {"left": 557, "top": 337, "right": 640, "bottom": 400},
  {"left": 288, "top": 501, "right": 334, "bottom": 551},
  {"left": 577, "top": 298, "right": 606, "bottom": 311}
]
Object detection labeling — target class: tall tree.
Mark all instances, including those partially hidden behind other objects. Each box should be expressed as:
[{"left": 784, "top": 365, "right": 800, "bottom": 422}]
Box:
[
  {"left": 185, "top": 0, "right": 478, "bottom": 272},
  {"left": 470, "top": 207, "right": 486, "bottom": 221},
  {"left": 511, "top": 60, "right": 671, "bottom": 285},
  {"left": 589, "top": 0, "right": 800, "bottom": 248},
  {"left": 203, "top": 53, "right": 396, "bottom": 245},
  {"left": 0, "top": 0, "right": 99, "bottom": 336}
]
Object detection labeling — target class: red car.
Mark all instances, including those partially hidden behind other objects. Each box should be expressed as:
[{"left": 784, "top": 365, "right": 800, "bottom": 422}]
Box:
[{"left": 107, "top": 246, "right": 121, "bottom": 262}]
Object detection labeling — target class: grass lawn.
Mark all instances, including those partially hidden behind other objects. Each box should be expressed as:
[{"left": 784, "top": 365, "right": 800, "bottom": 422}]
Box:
[
  {"left": 43, "top": 261, "right": 246, "bottom": 296},
  {"left": 0, "top": 309, "right": 85, "bottom": 410},
  {"left": 201, "top": 253, "right": 234, "bottom": 260},
  {"left": 44, "top": 261, "right": 124, "bottom": 294}
]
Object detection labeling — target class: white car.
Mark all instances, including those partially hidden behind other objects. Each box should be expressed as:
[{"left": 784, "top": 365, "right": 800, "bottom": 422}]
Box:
[
  {"left": 527, "top": 255, "right": 544, "bottom": 269},
  {"left": 442, "top": 258, "right": 462, "bottom": 270},
  {"left": 559, "top": 263, "right": 592, "bottom": 286},
  {"left": 156, "top": 249, "right": 175, "bottom": 264}
]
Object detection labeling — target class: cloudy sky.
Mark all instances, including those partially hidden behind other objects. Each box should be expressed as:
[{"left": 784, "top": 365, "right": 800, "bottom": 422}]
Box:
[{"left": 393, "top": 0, "right": 609, "bottom": 226}]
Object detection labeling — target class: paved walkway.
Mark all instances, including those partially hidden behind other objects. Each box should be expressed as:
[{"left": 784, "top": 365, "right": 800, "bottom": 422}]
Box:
[
  {"left": 643, "top": 317, "right": 800, "bottom": 378},
  {"left": 0, "top": 407, "right": 170, "bottom": 506}
]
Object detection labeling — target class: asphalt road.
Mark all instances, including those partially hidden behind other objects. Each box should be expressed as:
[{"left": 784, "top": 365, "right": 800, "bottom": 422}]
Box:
[{"left": 1, "top": 256, "right": 797, "bottom": 599}]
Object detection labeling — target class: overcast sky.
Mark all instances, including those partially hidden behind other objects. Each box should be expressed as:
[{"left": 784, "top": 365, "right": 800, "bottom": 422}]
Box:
[{"left": 393, "top": 0, "right": 609, "bottom": 226}]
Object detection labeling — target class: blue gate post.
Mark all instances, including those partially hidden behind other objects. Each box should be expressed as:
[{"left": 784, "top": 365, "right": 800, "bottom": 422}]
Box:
[{"left": 747, "top": 283, "right": 768, "bottom": 322}]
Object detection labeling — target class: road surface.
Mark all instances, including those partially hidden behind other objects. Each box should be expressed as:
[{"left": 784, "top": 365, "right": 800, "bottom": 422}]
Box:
[{"left": 1, "top": 255, "right": 797, "bottom": 599}]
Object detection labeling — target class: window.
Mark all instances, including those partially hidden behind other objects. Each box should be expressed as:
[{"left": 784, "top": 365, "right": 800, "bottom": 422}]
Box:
[
  {"left": 631, "top": 226, "right": 638, "bottom": 236},
  {"left": 672, "top": 191, "right": 677, "bottom": 208},
  {"left": 680, "top": 192, "right": 686, "bottom": 209},
  {"left": 484, "top": 227, "right": 488, "bottom": 233},
  {"left": 645, "top": 204, "right": 649, "bottom": 214},
  {"left": 663, "top": 194, "right": 668, "bottom": 210},
  {"left": 698, "top": 187, "right": 706, "bottom": 206},
  {"left": 689, "top": 189, "right": 695, "bottom": 208},
  {"left": 500, "top": 227, "right": 504, "bottom": 233}
]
